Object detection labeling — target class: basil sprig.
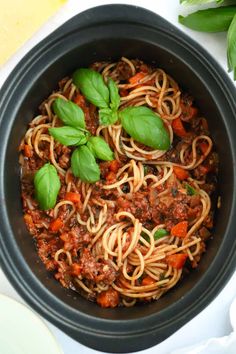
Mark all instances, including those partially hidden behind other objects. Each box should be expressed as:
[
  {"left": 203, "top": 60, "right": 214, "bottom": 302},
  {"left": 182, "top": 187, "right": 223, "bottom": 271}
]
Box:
[
  {"left": 34, "top": 163, "right": 61, "bottom": 210},
  {"left": 73, "top": 69, "right": 120, "bottom": 126},
  {"left": 53, "top": 98, "right": 85, "bottom": 128},
  {"left": 119, "top": 106, "right": 170, "bottom": 150},
  {"left": 49, "top": 126, "right": 88, "bottom": 146},
  {"left": 179, "top": 6, "right": 236, "bottom": 32},
  {"left": 87, "top": 136, "right": 114, "bottom": 161},
  {"left": 227, "top": 14, "right": 236, "bottom": 79},
  {"left": 71, "top": 145, "right": 100, "bottom": 183}
]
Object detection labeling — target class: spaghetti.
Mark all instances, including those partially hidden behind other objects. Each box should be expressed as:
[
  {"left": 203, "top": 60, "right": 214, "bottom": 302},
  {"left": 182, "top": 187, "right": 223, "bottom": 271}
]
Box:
[{"left": 20, "top": 58, "right": 218, "bottom": 308}]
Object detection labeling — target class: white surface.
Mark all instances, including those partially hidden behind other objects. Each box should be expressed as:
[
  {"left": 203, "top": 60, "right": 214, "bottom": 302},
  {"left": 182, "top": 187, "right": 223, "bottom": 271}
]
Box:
[
  {"left": 0, "top": 293, "right": 63, "bottom": 354},
  {"left": 0, "top": 1, "right": 236, "bottom": 353}
]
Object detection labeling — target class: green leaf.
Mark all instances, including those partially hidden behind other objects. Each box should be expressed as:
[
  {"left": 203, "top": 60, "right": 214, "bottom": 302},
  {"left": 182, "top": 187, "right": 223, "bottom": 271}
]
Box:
[
  {"left": 179, "top": 6, "right": 236, "bottom": 32},
  {"left": 180, "top": 0, "right": 224, "bottom": 4},
  {"left": 154, "top": 229, "right": 169, "bottom": 240},
  {"left": 72, "top": 68, "right": 109, "bottom": 108},
  {"left": 227, "top": 13, "right": 236, "bottom": 79},
  {"left": 185, "top": 183, "right": 197, "bottom": 195},
  {"left": 34, "top": 163, "right": 61, "bottom": 210},
  {"left": 108, "top": 78, "right": 120, "bottom": 111},
  {"left": 71, "top": 145, "right": 100, "bottom": 183},
  {"left": 87, "top": 136, "right": 114, "bottom": 161},
  {"left": 99, "top": 107, "right": 118, "bottom": 126},
  {"left": 119, "top": 106, "right": 170, "bottom": 150},
  {"left": 52, "top": 98, "right": 85, "bottom": 128},
  {"left": 49, "top": 126, "right": 88, "bottom": 146}
]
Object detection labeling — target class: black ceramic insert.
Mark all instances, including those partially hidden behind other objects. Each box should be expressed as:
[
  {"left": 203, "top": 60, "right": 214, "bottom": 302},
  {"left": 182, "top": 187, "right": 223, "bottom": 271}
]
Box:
[{"left": 0, "top": 5, "right": 236, "bottom": 353}]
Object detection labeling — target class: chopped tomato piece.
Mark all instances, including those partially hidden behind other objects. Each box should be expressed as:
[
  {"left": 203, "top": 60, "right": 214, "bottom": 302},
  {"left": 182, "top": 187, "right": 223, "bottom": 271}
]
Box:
[
  {"left": 199, "top": 142, "right": 209, "bottom": 155},
  {"left": 23, "top": 144, "right": 33, "bottom": 158},
  {"left": 97, "top": 288, "right": 119, "bottom": 308},
  {"left": 49, "top": 218, "right": 64, "bottom": 232},
  {"left": 65, "top": 192, "right": 81, "bottom": 203},
  {"left": 171, "top": 221, "right": 188, "bottom": 238},
  {"left": 166, "top": 254, "right": 188, "bottom": 269},
  {"left": 172, "top": 118, "right": 188, "bottom": 138},
  {"left": 141, "top": 276, "right": 155, "bottom": 286},
  {"left": 129, "top": 72, "right": 146, "bottom": 85},
  {"left": 106, "top": 171, "right": 116, "bottom": 182},
  {"left": 173, "top": 166, "right": 189, "bottom": 180},
  {"left": 109, "top": 160, "right": 120, "bottom": 173},
  {"left": 71, "top": 263, "right": 82, "bottom": 276},
  {"left": 73, "top": 93, "right": 86, "bottom": 109}
]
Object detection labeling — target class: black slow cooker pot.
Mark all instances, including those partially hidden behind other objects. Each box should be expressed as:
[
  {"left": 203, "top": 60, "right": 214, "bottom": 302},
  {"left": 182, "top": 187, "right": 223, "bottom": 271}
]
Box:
[{"left": 0, "top": 5, "right": 236, "bottom": 353}]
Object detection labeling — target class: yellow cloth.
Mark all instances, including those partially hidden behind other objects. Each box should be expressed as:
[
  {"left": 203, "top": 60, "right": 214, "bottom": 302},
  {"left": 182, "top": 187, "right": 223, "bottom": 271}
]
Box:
[{"left": 0, "top": 0, "right": 67, "bottom": 66}]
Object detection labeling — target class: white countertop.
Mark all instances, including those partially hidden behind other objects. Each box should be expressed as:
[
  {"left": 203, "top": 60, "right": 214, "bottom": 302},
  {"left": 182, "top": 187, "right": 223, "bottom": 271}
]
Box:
[{"left": 0, "top": 1, "right": 236, "bottom": 353}]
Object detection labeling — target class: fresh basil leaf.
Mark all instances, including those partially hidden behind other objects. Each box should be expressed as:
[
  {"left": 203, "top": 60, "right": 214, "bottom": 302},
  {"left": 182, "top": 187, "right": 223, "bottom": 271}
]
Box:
[
  {"left": 180, "top": 0, "right": 224, "bottom": 4},
  {"left": 71, "top": 145, "right": 100, "bottom": 183},
  {"left": 154, "top": 229, "right": 169, "bottom": 240},
  {"left": 52, "top": 98, "right": 85, "bottom": 128},
  {"left": 34, "top": 163, "right": 61, "bottom": 210},
  {"left": 87, "top": 136, "right": 114, "bottom": 161},
  {"left": 185, "top": 183, "right": 197, "bottom": 195},
  {"left": 227, "top": 13, "right": 236, "bottom": 79},
  {"left": 179, "top": 6, "right": 236, "bottom": 32},
  {"left": 119, "top": 106, "right": 170, "bottom": 150},
  {"left": 72, "top": 68, "right": 109, "bottom": 108},
  {"left": 49, "top": 126, "right": 87, "bottom": 146},
  {"left": 99, "top": 107, "right": 118, "bottom": 126},
  {"left": 108, "top": 78, "right": 120, "bottom": 111}
]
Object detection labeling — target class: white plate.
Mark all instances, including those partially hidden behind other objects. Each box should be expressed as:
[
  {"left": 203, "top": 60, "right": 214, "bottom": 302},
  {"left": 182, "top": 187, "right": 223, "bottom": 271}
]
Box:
[{"left": 0, "top": 294, "right": 63, "bottom": 354}]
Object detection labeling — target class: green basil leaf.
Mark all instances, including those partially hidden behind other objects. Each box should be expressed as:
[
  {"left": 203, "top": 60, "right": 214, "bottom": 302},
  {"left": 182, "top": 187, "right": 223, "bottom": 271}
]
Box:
[
  {"left": 72, "top": 68, "right": 109, "bottom": 108},
  {"left": 87, "top": 136, "right": 114, "bottom": 161},
  {"left": 99, "top": 107, "right": 118, "bottom": 126},
  {"left": 34, "top": 163, "right": 61, "bottom": 210},
  {"left": 49, "top": 126, "right": 87, "bottom": 146},
  {"left": 108, "top": 78, "right": 120, "bottom": 111},
  {"left": 185, "top": 183, "right": 197, "bottom": 195},
  {"left": 180, "top": 0, "right": 224, "bottom": 4},
  {"left": 71, "top": 145, "right": 100, "bottom": 183},
  {"left": 179, "top": 6, "right": 236, "bottom": 32},
  {"left": 227, "top": 13, "right": 236, "bottom": 79},
  {"left": 52, "top": 98, "right": 85, "bottom": 128},
  {"left": 119, "top": 106, "right": 170, "bottom": 150},
  {"left": 154, "top": 229, "right": 169, "bottom": 240}
]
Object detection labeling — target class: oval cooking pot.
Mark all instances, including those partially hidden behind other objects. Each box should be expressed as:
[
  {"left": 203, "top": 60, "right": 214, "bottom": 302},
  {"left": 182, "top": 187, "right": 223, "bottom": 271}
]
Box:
[{"left": 0, "top": 5, "right": 236, "bottom": 353}]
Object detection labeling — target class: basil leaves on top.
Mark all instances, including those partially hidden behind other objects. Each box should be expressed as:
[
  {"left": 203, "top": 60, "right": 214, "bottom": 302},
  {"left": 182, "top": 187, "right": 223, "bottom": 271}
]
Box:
[
  {"left": 53, "top": 98, "right": 85, "bottom": 128},
  {"left": 73, "top": 68, "right": 170, "bottom": 150},
  {"left": 71, "top": 145, "right": 100, "bottom": 183},
  {"left": 34, "top": 163, "right": 61, "bottom": 210},
  {"left": 73, "top": 69, "right": 120, "bottom": 126},
  {"left": 49, "top": 95, "right": 115, "bottom": 185},
  {"left": 119, "top": 106, "right": 170, "bottom": 150}
]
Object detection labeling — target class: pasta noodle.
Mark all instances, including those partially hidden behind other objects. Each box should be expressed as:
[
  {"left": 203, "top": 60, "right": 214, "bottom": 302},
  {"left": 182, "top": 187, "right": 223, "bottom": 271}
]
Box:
[{"left": 20, "top": 58, "right": 218, "bottom": 308}]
